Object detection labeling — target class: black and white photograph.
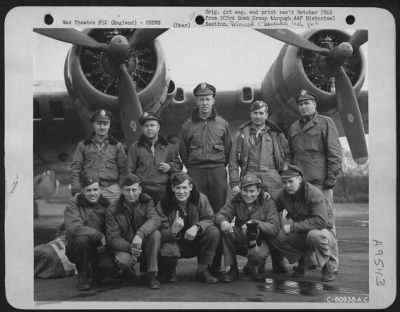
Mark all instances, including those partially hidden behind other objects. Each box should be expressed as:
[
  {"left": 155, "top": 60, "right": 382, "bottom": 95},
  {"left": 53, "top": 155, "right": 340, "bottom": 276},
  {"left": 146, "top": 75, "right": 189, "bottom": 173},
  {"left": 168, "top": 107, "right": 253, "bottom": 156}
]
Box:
[{"left": 4, "top": 6, "right": 396, "bottom": 309}]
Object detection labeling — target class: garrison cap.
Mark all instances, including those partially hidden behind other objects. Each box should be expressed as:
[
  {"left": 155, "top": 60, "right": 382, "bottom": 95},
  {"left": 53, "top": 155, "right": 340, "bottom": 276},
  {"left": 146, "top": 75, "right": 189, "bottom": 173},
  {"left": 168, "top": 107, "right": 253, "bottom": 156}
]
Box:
[
  {"left": 91, "top": 109, "right": 112, "bottom": 122},
  {"left": 296, "top": 89, "right": 318, "bottom": 103},
  {"left": 139, "top": 112, "right": 161, "bottom": 126},
  {"left": 250, "top": 100, "right": 268, "bottom": 112},
  {"left": 240, "top": 173, "right": 262, "bottom": 188},
  {"left": 193, "top": 82, "right": 216, "bottom": 96},
  {"left": 121, "top": 174, "right": 142, "bottom": 187},
  {"left": 280, "top": 165, "right": 304, "bottom": 180},
  {"left": 81, "top": 174, "right": 99, "bottom": 188}
]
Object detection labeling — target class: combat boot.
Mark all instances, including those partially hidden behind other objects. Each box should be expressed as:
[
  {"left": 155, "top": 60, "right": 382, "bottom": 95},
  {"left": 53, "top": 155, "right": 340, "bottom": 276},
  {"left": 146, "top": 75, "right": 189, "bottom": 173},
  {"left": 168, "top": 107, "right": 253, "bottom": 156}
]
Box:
[
  {"left": 221, "top": 265, "right": 239, "bottom": 283},
  {"left": 78, "top": 276, "right": 91, "bottom": 291},
  {"left": 322, "top": 260, "right": 336, "bottom": 282},
  {"left": 196, "top": 269, "right": 218, "bottom": 284},
  {"left": 147, "top": 272, "right": 161, "bottom": 289}
]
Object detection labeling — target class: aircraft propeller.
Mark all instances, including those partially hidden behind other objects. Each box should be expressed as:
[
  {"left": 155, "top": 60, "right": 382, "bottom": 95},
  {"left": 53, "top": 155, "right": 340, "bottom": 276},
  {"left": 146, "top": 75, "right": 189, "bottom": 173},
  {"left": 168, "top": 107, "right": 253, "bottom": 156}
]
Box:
[
  {"left": 256, "top": 29, "right": 368, "bottom": 164},
  {"left": 33, "top": 28, "right": 167, "bottom": 147}
]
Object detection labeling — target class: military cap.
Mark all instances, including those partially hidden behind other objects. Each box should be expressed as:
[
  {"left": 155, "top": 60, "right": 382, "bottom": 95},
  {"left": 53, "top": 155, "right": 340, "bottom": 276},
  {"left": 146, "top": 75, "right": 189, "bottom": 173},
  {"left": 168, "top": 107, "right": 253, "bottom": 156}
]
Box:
[
  {"left": 81, "top": 174, "right": 99, "bottom": 187},
  {"left": 91, "top": 109, "right": 112, "bottom": 122},
  {"left": 193, "top": 82, "right": 216, "bottom": 96},
  {"left": 121, "top": 174, "right": 142, "bottom": 187},
  {"left": 296, "top": 89, "right": 318, "bottom": 103},
  {"left": 250, "top": 100, "right": 268, "bottom": 112},
  {"left": 280, "top": 165, "right": 304, "bottom": 179},
  {"left": 240, "top": 173, "right": 262, "bottom": 188},
  {"left": 139, "top": 111, "right": 161, "bottom": 126}
]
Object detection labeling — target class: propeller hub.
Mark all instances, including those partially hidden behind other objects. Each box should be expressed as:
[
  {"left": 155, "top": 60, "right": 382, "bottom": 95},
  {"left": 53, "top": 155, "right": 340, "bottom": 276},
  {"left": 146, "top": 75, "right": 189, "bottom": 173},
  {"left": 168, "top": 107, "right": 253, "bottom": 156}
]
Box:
[
  {"left": 107, "top": 35, "right": 130, "bottom": 63},
  {"left": 330, "top": 42, "right": 353, "bottom": 66}
]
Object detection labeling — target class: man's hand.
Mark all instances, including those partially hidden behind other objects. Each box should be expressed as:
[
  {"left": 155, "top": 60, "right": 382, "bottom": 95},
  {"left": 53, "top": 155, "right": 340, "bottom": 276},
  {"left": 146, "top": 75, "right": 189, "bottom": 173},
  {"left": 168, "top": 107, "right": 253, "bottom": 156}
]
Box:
[
  {"left": 283, "top": 224, "right": 291, "bottom": 235},
  {"left": 171, "top": 210, "right": 184, "bottom": 235},
  {"left": 221, "top": 220, "right": 233, "bottom": 233},
  {"left": 241, "top": 223, "right": 247, "bottom": 234},
  {"left": 96, "top": 234, "right": 107, "bottom": 253},
  {"left": 231, "top": 186, "right": 240, "bottom": 196},
  {"left": 158, "top": 162, "right": 171, "bottom": 173},
  {"left": 281, "top": 210, "right": 293, "bottom": 225},
  {"left": 184, "top": 225, "right": 199, "bottom": 240},
  {"left": 131, "top": 235, "right": 143, "bottom": 249},
  {"left": 263, "top": 191, "right": 271, "bottom": 200}
]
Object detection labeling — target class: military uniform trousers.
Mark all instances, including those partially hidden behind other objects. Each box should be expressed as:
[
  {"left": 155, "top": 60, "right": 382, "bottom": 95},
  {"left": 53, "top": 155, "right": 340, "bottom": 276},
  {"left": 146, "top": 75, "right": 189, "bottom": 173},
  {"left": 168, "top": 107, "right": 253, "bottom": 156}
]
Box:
[
  {"left": 188, "top": 166, "right": 227, "bottom": 214},
  {"left": 313, "top": 186, "right": 339, "bottom": 271},
  {"left": 221, "top": 226, "right": 270, "bottom": 267},
  {"left": 101, "top": 183, "right": 121, "bottom": 204},
  {"left": 141, "top": 184, "right": 166, "bottom": 205},
  {"left": 160, "top": 225, "right": 220, "bottom": 267},
  {"left": 66, "top": 236, "right": 116, "bottom": 280},
  {"left": 114, "top": 230, "right": 161, "bottom": 274},
  {"left": 270, "top": 228, "right": 337, "bottom": 269}
]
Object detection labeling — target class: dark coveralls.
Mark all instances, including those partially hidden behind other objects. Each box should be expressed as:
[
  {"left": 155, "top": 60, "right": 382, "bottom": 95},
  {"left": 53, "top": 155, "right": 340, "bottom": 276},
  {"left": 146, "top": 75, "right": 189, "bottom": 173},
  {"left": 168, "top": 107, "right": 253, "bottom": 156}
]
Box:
[
  {"left": 105, "top": 194, "right": 161, "bottom": 275},
  {"left": 229, "top": 120, "right": 288, "bottom": 200},
  {"left": 64, "top": 194, "right": 116, "bottom": 281},
  {"left": 179, "top": 107, "right": 232, "bottom": 214},
  {"left": 216, "top": 193, "right": 280, "bottom": 268},
  {"left": 156, "top": 192, "right": 220, "bottom": 273},
  {"left": 127, "top": 134, "right": 182, "bottom": 204},
  {"left": 71, "top": 134, "right": 127, "bottom": 202}
]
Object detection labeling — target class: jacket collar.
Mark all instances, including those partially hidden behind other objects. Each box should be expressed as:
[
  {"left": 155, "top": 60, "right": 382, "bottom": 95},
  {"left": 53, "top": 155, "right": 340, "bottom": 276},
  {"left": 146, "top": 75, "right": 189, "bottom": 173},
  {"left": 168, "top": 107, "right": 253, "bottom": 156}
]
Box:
[
  {"left": 191, "top": 107, "right": 217, "bottom": 122},
  {"left": 298, "top": 113, "right": 319, "bottom": 132},
  {"left": 76, "top": 193, "right": 110, "bottom": 208},
  {"left": 137, "top": 133, "right": 168, "bottom": 147},
  {"left": 84, "top": 133, "right": 119, "bottom": 145}
]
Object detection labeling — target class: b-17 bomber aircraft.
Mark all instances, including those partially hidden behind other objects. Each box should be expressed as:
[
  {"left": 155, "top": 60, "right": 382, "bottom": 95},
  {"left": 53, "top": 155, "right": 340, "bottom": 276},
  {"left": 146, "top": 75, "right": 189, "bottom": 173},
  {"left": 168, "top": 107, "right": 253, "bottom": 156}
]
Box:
[{"left": 33, "top": 28, "right": 368, "bottom": 190}]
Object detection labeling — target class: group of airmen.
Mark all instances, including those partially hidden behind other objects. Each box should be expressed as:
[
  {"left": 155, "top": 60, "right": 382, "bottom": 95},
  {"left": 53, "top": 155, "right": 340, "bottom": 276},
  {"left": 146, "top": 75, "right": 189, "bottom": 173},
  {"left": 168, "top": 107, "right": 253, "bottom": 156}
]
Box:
[{"left": 63, "top": 82, "right": 343, "bottom": 291}]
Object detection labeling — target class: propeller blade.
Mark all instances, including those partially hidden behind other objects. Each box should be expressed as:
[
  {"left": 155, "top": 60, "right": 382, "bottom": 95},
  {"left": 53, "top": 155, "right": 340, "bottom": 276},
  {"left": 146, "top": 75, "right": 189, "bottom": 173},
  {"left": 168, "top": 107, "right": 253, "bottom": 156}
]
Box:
[
  {"left": 34, "top": 28, "right": 108, "bottom": 50},
  {"left": 348, "top": 30, "right": 368, "bottom": 50},
  {"left": 118, "top": 64, "right": 143, "bottom": 147},
  {"left": 128, "top": 28, "right": 168, "bottom": 47},
  {"left": 255, "top": 29, "right": 330, "bottom": 53},
  {"left": 335, "top": 66, "right": 368, "bottom": 164}
]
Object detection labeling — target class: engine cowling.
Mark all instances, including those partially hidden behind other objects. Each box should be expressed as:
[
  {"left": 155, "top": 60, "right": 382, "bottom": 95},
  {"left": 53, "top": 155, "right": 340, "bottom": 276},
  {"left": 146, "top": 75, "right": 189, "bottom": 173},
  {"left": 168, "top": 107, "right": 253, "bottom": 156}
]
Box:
[
  {"left": 261, "top": 29, "right": 366, "bottom": 130},
  {"left": 64, "top": 28, "right": 170, "bottom": 124}
]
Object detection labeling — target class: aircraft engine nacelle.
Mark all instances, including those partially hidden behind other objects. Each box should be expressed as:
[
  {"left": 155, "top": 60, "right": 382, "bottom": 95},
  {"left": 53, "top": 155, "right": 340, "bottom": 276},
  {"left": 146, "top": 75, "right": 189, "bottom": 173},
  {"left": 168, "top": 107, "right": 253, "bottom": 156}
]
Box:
[
  {"left": 261, "top": 29, "right": 366, "bottom": 130},
  {"left": 63, "top": 29, "right": 172, "bottom": 135}
]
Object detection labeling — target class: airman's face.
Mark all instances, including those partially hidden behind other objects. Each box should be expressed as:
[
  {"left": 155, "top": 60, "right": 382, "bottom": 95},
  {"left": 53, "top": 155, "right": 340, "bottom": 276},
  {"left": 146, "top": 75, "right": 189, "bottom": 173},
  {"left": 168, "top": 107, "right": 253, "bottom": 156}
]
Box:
[
  {"left": 82, "top": 182, "right": 101, "bottom": 203},
  {"left": 172, "top": 179, "right": 193, "bottom": 203},
  {"left": 122, "top": 183, "right": 142, "bottom": 204},
  {"left": 93, "top": 120, "right": 110, "bottom": 136},
  {"left": 297, "top": 99, "right": 317, "bottom": 117},
  {"left": 240, "top": 185, "right": 261, "bottom": 204},
  {"left": 196, "top": 95, "right": 215, "bottom": 114},
  {"left": 283, "top": 176, "right": 302, "bottom": 194},
  {"left": 142, "top": 120, "right": 160, "bottom": 139},
  {"left": 250, "top": 107, "right": 268, "bottom": 127}
]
